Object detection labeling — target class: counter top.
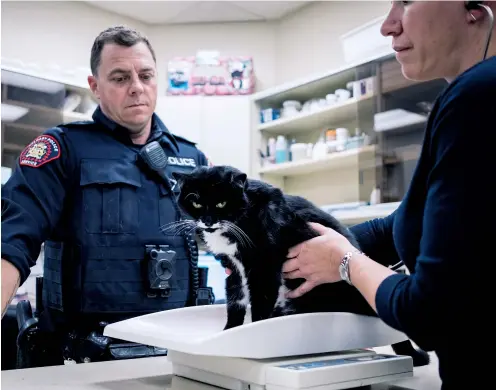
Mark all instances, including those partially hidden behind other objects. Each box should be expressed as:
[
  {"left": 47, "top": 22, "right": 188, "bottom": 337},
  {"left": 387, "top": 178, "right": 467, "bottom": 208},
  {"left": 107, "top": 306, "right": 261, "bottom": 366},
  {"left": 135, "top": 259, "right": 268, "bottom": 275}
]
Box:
[{"left": 2, "top": 348, "right": 442, "bottom": 390}]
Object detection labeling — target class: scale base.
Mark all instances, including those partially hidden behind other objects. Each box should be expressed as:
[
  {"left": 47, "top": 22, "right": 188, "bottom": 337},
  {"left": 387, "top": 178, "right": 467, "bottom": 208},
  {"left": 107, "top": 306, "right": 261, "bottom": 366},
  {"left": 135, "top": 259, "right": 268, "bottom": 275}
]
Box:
[{"left": 168, "top": 349, "right": 413, "bottom": 390}]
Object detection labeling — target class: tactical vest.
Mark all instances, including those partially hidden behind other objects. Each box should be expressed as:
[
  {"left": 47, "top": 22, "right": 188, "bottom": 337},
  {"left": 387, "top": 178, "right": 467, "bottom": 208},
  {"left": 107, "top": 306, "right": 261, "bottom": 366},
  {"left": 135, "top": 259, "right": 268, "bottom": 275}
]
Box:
[{"left": 42, "top": 124, "right": 199, "bottom": 318}]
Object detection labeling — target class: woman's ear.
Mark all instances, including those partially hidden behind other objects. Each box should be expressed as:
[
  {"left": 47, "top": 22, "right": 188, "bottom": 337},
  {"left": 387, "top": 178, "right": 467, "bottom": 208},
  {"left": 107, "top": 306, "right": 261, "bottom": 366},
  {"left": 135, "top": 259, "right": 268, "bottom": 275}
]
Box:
[{"left": 465, "top": 2, "right": 487, "bottom": 23}]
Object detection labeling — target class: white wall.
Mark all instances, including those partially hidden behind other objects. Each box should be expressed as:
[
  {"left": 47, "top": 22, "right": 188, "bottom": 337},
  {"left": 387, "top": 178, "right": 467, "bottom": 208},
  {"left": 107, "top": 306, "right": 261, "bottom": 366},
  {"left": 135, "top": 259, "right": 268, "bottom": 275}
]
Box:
[
  {"left": 147, "top": 22, "right": 277, "bottom": 93},
  {"left": 1, "top": 1, "right": 391, "bottom": 173},
  {"left": 1, "top": 1, "right": 390, "bottom": 92},
  {"left": 1, "top": 1, "right": 277, "bottom": 93},
  {"left": 1, "top": 1, "right": 149, "bottom": 75},
  {"left": 274, "top": 1, "right": 391, "bottom": 84}
]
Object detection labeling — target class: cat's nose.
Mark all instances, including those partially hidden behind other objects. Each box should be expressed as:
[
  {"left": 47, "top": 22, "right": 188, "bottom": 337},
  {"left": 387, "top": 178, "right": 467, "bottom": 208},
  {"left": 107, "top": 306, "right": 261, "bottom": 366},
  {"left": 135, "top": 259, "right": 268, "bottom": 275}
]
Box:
[{"left": 203, "top": 217, "right": 213, "bottom": 227}]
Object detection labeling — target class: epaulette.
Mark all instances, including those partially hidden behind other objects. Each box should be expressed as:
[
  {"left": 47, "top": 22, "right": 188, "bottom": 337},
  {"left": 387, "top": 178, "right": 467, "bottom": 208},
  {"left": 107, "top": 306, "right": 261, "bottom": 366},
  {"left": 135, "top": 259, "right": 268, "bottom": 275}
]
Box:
[
  {"left": 173, "top": 133, "right": 197, "bottom": 146},
  {"left": 57, "top": 120, "right": 95, "bottom": 130},
  {"left": 60, "top": 120, "right": 94, "bottom": 127}
]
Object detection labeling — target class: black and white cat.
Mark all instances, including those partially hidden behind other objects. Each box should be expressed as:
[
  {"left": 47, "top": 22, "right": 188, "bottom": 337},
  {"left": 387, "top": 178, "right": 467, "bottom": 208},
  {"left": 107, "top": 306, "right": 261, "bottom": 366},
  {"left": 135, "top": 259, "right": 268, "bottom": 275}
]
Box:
[{"left": 170, "top": 165, "right": 429, "bottom": 367}]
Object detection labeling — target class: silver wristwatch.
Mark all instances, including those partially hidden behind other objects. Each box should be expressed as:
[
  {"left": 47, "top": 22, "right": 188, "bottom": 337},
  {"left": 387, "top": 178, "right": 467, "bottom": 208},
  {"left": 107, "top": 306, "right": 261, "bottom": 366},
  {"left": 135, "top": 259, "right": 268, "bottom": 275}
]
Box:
[{"left": 339, "top": 251, "right": 359, "bottom": 285}]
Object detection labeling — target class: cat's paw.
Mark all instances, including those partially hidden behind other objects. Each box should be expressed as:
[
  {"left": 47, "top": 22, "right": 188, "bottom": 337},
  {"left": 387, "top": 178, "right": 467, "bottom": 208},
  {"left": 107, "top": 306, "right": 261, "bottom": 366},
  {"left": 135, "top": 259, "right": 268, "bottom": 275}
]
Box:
[{"left": 223, "top": 323, "right": 240, "bottom": 331}]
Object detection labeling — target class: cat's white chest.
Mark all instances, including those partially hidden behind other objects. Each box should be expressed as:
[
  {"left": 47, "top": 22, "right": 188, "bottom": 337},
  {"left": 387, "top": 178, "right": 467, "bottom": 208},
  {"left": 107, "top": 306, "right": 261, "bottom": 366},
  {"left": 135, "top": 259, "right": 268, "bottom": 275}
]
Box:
[
  {"left": 202, "top": 228, "right": 238, "bottom": 257},
  {"left": 275, "top": 276, "right": 290, "bottom": 312},
  {"left": 202, "top": 229, "right": 251, "bottom": 308}
]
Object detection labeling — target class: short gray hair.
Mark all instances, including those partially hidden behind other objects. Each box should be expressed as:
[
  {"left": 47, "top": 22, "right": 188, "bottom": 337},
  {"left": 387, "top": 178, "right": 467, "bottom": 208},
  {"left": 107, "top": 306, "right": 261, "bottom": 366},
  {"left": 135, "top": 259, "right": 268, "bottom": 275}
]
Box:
[{"left": 90, "top": 25, "right": 157, "bottom": 75}]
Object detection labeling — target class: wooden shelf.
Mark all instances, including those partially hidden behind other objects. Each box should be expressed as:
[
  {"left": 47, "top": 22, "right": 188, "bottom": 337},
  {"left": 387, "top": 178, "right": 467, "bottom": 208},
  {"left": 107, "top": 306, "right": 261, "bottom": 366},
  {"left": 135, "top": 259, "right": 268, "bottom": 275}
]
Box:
[
  {"left": 259, "top": 144, "right": 377, "bottom": 177},
  {"left": 257, "top": 96, "right": 375, "bottom": 136}
]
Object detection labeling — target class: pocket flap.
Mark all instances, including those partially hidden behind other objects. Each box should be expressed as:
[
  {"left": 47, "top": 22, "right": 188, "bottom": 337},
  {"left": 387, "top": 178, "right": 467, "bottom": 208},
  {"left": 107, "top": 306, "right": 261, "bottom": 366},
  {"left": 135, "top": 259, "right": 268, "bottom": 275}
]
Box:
[{"left": 80, "top": 159, "right": 142, "bottom": 187}]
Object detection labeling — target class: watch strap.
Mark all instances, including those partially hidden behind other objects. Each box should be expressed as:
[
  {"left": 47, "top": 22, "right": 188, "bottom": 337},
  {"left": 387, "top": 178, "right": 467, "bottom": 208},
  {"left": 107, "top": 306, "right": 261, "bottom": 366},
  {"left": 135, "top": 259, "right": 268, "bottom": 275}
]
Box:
[{"left": 339, "top": 249, "right": 362, "bottom": 285}]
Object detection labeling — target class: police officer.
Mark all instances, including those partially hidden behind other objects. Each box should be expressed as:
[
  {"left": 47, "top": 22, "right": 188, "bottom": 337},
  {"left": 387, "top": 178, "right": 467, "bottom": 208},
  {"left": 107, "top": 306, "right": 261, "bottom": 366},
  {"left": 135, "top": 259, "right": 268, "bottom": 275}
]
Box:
[{"left": 1, "top": 25, "right": 210, "bottom": 365}]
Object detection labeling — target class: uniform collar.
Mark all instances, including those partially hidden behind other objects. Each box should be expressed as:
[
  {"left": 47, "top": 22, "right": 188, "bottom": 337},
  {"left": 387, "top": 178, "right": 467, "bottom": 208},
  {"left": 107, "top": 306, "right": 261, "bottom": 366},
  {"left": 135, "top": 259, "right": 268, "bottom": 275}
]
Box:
[{"left": 92, "top": 105, "right": 180, "bottom": 153}]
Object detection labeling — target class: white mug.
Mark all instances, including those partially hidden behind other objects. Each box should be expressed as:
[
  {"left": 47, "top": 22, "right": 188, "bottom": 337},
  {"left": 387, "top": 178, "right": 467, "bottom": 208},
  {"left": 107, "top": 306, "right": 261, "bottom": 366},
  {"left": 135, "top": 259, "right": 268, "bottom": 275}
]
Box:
[
  {"left": 335, "top": 89, "right": 351, "bottom": 101},
  {"left": 326, "top": 93, "right": 337, "bottom": 104}
]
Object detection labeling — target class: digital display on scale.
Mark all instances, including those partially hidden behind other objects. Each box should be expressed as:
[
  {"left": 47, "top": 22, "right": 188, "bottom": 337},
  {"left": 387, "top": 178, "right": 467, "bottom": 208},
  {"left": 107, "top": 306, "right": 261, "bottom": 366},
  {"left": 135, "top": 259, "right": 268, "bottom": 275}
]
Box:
[{"left": 278, "top": 354, "right": 397, "bottom": 371}]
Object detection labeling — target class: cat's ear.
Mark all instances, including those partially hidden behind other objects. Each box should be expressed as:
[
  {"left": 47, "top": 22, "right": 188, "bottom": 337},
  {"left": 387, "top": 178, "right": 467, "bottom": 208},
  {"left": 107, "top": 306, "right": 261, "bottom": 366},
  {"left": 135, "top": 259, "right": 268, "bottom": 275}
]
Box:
[
  {"left": 171, "top": 171, "right": 189, "bottom": 189},
  {"left": 231, "top": 172, "right": 247, "bottom": 189}
]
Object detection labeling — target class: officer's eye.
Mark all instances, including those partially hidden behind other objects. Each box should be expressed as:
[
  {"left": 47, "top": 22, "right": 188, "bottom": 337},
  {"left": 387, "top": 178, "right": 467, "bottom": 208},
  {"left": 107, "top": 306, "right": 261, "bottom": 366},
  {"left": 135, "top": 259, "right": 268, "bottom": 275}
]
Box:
[
  {"left": 113, "top": 76, "right": 128, "bottom": 83},
  {"left": 192, "top": 202, "right": 202, "bottom": 209},
  {"left": 216, "top": 201, "right": 227, "bottom": 208}
]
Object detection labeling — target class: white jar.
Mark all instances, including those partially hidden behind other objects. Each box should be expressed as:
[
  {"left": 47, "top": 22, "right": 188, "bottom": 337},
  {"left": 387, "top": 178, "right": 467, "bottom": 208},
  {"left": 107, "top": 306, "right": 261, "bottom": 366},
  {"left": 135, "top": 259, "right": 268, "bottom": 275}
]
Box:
[
  {"left": 290, "top": 143, "right": 308, "bottom": 162},
  {"left": 336, "top": 128, "right": 349, "bottom": 151}
]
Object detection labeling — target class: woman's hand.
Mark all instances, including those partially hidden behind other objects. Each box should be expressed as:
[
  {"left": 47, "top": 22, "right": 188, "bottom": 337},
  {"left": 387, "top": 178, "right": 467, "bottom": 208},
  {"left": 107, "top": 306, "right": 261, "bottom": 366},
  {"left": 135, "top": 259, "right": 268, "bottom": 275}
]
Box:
[{"left": 282, "top": 222, "right": 358, "bottom": 298}]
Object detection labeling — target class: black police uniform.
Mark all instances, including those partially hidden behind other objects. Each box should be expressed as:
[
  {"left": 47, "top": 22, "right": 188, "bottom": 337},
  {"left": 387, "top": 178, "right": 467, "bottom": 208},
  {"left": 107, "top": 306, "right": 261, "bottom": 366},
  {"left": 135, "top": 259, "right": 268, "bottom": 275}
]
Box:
[{"left": 1, "top": 106, "right": 209, "bottom": 363}]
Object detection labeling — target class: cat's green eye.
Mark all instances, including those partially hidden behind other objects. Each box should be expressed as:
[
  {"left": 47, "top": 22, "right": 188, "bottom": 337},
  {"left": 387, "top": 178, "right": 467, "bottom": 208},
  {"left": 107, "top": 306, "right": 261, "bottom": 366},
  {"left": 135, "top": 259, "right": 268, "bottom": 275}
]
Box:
[
  {"left": 216, "top": 201, "right": 227, "bottom": 208},
  {"left": 192, "top": 201, "right": 202, "bottom": 209}
]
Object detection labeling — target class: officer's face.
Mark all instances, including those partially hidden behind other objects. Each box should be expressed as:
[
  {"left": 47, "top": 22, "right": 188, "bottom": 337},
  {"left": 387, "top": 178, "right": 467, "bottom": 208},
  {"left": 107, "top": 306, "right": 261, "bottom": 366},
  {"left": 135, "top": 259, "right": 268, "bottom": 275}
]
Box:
[{"left": 88, "top": 42, "right": 157, "bottom": 134}]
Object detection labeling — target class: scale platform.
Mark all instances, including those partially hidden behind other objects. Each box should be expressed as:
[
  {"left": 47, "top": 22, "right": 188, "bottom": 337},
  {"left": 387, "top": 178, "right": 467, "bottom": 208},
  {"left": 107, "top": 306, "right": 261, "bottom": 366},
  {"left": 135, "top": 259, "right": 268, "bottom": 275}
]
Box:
[{"left": 104, "top": 304, "right": 414, "bottom": 390}]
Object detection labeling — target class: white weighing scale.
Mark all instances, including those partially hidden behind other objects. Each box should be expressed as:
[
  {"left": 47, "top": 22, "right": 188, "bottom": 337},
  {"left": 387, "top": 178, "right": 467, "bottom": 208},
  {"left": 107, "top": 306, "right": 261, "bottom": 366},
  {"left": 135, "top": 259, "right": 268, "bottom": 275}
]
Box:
[{"left": 104, "top": 304, "right": 414, "bottom": 390}]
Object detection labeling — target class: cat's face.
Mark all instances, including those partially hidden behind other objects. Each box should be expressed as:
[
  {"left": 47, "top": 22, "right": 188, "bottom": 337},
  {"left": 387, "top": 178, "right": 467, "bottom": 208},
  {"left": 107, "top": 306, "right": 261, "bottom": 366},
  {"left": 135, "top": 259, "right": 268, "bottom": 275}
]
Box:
[{"left": 173, "top": 165, "right": 249, "bottom": 232}]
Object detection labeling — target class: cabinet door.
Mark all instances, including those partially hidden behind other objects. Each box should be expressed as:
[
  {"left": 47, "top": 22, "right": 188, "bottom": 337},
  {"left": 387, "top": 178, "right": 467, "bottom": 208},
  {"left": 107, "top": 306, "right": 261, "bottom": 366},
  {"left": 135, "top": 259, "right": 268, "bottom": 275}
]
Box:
[
  {"left": 155, "top": 96, "right": 203, "bottom": 144},
  {"left": 199, "top": 96, "right": 251, "bottom": 174}
]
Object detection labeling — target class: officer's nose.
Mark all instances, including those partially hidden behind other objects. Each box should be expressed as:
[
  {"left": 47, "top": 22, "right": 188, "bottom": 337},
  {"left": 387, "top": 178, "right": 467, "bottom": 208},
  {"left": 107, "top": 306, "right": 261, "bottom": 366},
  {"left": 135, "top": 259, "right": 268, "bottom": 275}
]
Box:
[{"left": 129, "top": 77, "right": 144, "bottom": 95}]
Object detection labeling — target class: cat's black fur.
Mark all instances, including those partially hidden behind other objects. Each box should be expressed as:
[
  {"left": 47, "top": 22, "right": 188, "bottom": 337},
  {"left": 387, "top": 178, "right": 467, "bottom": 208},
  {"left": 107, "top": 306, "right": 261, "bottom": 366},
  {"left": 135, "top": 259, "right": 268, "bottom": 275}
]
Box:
[{"left": 171, "top": 165, "right": 429, "bottom": 367}]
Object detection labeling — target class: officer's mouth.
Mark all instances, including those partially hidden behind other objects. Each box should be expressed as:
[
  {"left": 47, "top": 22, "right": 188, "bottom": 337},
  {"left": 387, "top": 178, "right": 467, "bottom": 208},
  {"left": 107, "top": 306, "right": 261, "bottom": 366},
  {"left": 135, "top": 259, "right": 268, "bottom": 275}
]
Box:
[{"left": 127, "top": 103, "right": 147, "bottom": 108}]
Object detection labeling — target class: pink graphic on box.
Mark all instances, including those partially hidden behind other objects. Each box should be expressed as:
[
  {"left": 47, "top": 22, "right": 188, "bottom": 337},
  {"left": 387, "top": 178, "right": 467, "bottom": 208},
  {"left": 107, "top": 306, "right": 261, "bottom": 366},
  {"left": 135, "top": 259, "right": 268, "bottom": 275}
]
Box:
[{"left": 167, "top": 53, "right": 255, "bottom": 96}]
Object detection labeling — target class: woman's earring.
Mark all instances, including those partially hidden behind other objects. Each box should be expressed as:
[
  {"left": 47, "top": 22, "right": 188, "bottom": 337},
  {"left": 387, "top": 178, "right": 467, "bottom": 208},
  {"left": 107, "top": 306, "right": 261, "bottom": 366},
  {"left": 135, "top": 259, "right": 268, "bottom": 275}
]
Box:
[{"left": 470, "top": 12, "right": 477, "bottom": 21}]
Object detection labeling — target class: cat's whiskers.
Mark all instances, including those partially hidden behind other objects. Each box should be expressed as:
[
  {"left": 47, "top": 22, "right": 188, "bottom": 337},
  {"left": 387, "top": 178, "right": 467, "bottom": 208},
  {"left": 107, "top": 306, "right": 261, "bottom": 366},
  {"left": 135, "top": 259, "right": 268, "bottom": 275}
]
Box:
[
  {"left": 160, "top": 220, "right": 198, "bottom": 237},
  {"left": 160, "top": 220, "right": 192, "bottom": 232},
  {"left": 223, "top": 221, "right": 254, "bottom": 248},
  {"left": 173, "top": 226, "right": 190, "bottom": 237},
  {"left": 174, "top": 223, "right": 198, "bottom": 238},
  {"left": 223, "top": 224, "right": 245, "bottom": 246},
  {"left": 230, "top": 224, "right": 254, "bottom": 247},
  {"left": 227, "top": 228, "right": 248, "bottom": 248},
  {"left": 184, "top": 225, "right": 198, "bottom": 237}
]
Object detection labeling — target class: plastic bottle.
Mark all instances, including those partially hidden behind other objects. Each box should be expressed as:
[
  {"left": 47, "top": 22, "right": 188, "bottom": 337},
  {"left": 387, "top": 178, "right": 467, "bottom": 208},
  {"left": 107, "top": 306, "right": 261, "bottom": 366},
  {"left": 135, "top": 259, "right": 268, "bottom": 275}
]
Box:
[
  {"left": 370, "top": 187, "right": 381, "bottom": 205},
  {"left": 267, "top": 137, "right": 276, "bottom": 160},
  {"left": 275, "top": 135, "right": 288, "bottom": 163},
  {"left": 288, "top": 138, "right": 296, "bottom": 161},
  {"left": 312, "top": 135, "right": 328, "bottom": 159}
]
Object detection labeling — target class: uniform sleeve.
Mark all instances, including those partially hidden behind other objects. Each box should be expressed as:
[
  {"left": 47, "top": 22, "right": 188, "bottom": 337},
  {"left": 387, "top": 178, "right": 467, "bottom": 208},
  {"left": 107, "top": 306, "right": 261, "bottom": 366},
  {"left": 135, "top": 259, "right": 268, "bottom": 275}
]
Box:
[
  {"left": 374, "top": 81, "right": 495, "bottom": 351},
  {"left": 1, "top": 128, "right": 74, "bottom": 285},
  {"left": 196, "top": 148, "right": 210, "bottom": 167},
  {"left": 349, "top": 211, "right": 400, "bottom": 267}
]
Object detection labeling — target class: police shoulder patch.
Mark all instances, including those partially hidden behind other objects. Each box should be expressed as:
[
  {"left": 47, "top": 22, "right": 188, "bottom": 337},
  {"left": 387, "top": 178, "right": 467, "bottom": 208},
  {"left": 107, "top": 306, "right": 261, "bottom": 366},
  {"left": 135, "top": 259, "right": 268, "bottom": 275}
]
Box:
[{"left": 19, "top": 135, "right": 61, "bottom": 168}]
